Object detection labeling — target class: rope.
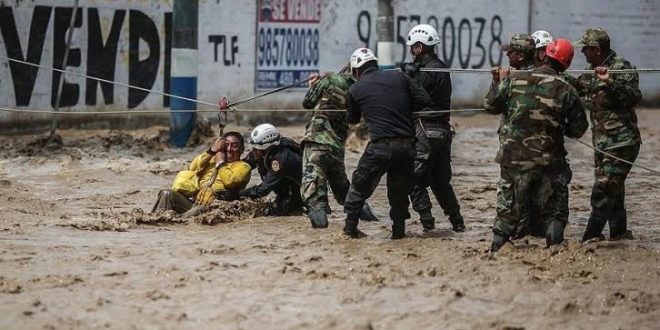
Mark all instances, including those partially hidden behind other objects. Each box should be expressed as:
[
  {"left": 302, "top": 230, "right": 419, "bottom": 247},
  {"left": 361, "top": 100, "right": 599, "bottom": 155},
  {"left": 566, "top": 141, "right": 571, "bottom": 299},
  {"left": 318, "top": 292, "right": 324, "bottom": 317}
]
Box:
[
  {"left": 418, "top": 68, "right": 660, "bottom": 74},
  {"left": 0, "top": 55, "right": 219, "bottom": 109},
  {"left": 568, "top": 137, "right": 659, "bottom": 174},
  {"left": 0, "top": 56, "right": 656, "bottom": 174},
  {"left": 0, "top": 105, "right": 488, "bottom": 115}
]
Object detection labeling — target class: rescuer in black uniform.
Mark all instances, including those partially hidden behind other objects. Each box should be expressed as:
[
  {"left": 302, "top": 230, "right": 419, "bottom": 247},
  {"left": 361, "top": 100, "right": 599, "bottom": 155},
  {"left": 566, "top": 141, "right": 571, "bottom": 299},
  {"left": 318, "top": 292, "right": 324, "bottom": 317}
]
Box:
[
  {"left": 343, "top": 48, "right": 431, "bottom": 239},
  {"left": 402, "top": 24, "right": 465, "bottom": 232}
]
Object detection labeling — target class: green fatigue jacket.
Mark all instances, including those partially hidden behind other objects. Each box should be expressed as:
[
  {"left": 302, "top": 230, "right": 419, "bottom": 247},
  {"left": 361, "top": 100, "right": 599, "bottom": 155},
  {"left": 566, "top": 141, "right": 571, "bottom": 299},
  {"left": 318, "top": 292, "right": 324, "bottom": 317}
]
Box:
[
  {"left": 484, "top": 67, "right": 589, "bottom": 170},
  {"left": 576, "top": 50, "right": 642, "bottom": 151},
  {"left": 301, "top": 73, "right": 354, "bottom": 150}
]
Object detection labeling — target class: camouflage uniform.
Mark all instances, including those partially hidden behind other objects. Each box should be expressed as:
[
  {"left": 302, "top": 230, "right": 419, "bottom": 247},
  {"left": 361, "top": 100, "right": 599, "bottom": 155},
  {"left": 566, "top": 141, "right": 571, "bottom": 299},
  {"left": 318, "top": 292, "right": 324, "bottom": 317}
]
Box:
[
  {"left": 574, "top": 28, "right": 642, "bottom": 240},
  {"left": 531, "top": 43, "right": 581, "bottom": 237},
  {"left": 300, "top": 73, "right": 353, "bottom": 213},
  {"left": 484, "top": 66, "right": 588, "bottom": 242}
]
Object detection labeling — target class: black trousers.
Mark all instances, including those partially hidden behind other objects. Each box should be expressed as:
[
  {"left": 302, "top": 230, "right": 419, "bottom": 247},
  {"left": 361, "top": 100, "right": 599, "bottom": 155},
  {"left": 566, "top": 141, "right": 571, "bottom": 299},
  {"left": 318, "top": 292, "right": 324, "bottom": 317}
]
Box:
[
  {"left": 409, "top": 121, "right": 461, "bottom": 217},
  {"left": 344, "top": 139, "right": 414, "bottom": 229}
]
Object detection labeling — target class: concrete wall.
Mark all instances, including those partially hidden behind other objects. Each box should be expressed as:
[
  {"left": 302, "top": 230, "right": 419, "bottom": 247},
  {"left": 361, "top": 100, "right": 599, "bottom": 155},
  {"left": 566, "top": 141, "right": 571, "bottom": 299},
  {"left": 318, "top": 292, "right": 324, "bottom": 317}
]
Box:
[{"left": 1, "top": 0, "right": 659, "bottom": 128}]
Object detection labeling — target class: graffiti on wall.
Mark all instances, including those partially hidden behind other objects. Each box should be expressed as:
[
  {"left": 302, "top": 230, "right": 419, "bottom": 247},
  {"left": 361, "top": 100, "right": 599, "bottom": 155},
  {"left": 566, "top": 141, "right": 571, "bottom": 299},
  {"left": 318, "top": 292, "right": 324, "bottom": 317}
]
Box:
[{"left": 0, "top": 5, "right": 170, "bottom": 108}]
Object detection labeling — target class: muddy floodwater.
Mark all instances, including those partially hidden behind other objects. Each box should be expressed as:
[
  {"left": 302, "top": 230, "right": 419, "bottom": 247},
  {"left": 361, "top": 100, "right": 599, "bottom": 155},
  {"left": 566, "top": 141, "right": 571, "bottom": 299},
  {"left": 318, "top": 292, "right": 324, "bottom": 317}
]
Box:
[{"left": 1, "top": 111, "right": 659, "bottom": 329}]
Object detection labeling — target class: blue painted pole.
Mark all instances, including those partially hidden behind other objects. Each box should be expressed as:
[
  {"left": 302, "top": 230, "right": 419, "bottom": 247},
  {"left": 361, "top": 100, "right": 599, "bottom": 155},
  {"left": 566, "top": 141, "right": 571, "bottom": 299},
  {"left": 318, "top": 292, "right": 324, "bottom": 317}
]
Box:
[{"left": 170, "top": 0, "right": 198, "bottom": 147}]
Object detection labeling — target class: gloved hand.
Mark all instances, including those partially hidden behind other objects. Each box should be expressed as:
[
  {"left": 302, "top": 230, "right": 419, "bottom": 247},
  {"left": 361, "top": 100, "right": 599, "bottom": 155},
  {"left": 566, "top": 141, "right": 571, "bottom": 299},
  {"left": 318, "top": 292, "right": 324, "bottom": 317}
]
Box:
[
  {"left": 400, "top": 62, "right": 421, "bottom": 78},
  {"left": 214, "top": 189, "right": 240, "bottom": 201}
]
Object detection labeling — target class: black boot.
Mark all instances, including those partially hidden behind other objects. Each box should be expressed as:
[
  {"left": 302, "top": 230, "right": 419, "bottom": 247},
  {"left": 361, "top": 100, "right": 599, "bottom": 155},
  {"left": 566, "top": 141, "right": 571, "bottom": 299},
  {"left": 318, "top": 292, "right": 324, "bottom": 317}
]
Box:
[
  {"left": 545, "top": 220, "right": 565, "bottom": 247},
  {"left": 343, "top": 214, "right": 366, "bottom": 238},
  {"left": 359, "top": 203, "right": 379, "bottom": 221},
  {"left": 308, "top": 209, "right": 328, "bottom": 229},
  {"left": 418, "top": 208, "right": 435, "bottom": 232},
  {"left": 490, "top": 233, "right": 507, "bottom": 252},
  {"left": 391, "top": 220, "right": 405, "bottom": 239},
  {"left": 608, "top": 210, "right": 629, "bottom": 239},
  {"left": 582, "top": 212, "right": 608, "bottom": 242},
  {"left": 449, "top": 213, "right": 466, "bottom": 232}
]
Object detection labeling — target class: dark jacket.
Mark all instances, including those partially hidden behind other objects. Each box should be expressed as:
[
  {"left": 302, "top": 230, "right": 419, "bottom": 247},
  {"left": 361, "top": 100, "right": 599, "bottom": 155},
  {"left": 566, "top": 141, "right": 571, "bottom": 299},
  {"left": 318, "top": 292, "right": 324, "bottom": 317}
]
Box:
[
  {"left": 406, "top": 53, "right": 452, "bottom": 122},
  {"left": 346, "top": 66, "right": 431, "bottom": 141},
  {"left": 240, "top": 137, "right": 303, "bottom": 198}
]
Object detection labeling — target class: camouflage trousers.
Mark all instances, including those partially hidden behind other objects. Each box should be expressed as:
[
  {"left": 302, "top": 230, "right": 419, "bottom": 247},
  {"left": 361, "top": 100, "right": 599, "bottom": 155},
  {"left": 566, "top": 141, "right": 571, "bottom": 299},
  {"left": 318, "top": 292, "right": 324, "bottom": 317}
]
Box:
[
  {"left": 300, "top": 142, "right": 350, "bottom": 212},
  {"left": 493, "top": 160, "right": 571, "bottom": 239},
  {"left": 584, "top": 144, "right": 640, "bottom": 239}
]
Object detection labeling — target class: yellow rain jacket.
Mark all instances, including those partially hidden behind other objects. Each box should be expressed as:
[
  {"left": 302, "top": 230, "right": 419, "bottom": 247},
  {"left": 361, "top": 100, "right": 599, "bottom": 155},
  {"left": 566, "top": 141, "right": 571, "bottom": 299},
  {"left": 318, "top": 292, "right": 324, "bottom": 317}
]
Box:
[{"left": 172, "top": 151, "right": 251, "bottom": 205}]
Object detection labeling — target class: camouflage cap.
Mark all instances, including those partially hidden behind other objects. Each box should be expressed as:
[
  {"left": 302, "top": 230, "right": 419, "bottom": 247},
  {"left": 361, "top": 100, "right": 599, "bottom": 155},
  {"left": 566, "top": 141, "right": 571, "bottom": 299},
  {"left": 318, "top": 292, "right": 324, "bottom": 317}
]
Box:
[
  {"left": 501, "top": 34, "right": 535, "bottom": 53},
  {"left": 573, "top": 27, "right": 610, "bottom": 48}
]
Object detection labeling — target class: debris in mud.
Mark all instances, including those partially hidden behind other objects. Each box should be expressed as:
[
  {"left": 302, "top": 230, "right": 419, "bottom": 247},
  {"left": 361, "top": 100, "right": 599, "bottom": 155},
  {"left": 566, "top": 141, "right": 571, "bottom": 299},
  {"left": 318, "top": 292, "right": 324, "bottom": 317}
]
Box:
[
  {"left": 58, "top": 209, "right": 146, "bottom": 231},
  {"left": 146, "top": 289, "right": 170, "bottom": 301},
  {"left": 0, "top": 279, "right": 22, "bottom": 294},
  {"left": 59, "top": 198, "right": 270, "bottom": 231},
  {"left": 1, "top": 127, "right": 174, "bottom": 159},
  {"left": 191, "top": 198, "right": 270, "bottom": 225}
]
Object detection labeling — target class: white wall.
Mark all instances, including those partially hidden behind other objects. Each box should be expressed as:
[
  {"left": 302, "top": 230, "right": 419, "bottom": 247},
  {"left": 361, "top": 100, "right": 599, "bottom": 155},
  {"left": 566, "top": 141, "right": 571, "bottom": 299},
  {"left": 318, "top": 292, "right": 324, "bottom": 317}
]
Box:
[
  {"left": 531, "top": 0, "right": 660, "bottom": 101},
  {"left": 1, "top": 0, "right": 659, "bottom": 125}
]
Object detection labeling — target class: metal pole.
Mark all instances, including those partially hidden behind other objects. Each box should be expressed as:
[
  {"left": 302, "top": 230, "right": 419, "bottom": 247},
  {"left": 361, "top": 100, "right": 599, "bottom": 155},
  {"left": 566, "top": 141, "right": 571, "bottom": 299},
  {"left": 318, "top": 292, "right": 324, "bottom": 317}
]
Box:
[
  {"left": 49, "top": 0, "right": 79, "bottom": 144},
  {"left": 377, "top": 0, "right": 395, "bottom": 69},
  {"left": 170, "top": 0, "right": 199, "bottom": 147},
  {"left": 527, "top": 0, "right": 534, "bottom": 33}
]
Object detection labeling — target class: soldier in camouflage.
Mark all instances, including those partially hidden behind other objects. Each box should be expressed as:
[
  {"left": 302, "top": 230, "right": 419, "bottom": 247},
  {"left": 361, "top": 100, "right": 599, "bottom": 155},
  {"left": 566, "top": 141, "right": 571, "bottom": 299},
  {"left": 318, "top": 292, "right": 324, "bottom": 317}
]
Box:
[
  {"left": 574, "top": 27, "right": 642, "bottom": 241},
  {"left": 301, "top": 67, "right": 379, "bottom": 228},
  {"left": 491, "top": 34, "right": 536, "bottom": 80},
  {"left": 484, "top": 38, "right": 588, "bottom": 251},
  {"left": 529, "top": 30, "right": 580, "bottom": 238}
]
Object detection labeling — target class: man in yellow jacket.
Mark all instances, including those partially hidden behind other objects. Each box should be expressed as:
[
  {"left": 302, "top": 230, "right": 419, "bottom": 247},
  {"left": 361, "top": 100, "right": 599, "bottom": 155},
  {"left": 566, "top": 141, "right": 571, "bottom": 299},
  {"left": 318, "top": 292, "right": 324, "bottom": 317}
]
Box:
[{"left": 151, "top": 131, "right": 252, "bottom": 214}]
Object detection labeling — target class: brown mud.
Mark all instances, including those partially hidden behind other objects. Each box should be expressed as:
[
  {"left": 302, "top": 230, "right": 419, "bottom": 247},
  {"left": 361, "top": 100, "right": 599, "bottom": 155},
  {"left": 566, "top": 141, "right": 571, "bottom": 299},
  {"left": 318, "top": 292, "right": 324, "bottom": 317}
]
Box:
[{"left": 0, "top": 110, "right": 659, "bottom": 329}]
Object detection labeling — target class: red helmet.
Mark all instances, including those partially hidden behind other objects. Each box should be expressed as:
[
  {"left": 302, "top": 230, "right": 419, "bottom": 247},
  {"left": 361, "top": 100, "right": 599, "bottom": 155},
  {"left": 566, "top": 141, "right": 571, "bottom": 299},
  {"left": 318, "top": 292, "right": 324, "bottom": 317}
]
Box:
[{"left": 545, "top": 38, "right": 574, "bottom": 70}]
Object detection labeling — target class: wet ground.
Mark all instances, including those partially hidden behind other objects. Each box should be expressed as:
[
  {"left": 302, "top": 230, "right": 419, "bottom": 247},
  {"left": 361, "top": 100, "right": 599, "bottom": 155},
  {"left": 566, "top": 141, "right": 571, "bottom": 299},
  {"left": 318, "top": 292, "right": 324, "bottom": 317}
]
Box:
[{"left": 0, "top": 111, "right": 659, "bottom": 329}]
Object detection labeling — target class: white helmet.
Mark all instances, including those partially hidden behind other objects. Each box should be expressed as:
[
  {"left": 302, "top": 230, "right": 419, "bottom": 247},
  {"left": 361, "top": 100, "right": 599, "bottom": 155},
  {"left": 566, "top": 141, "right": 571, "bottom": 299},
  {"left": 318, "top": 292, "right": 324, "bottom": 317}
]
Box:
[
  {"left": 531, "top": 30, "right": 554, "bottom": 49},
  {"left": 407, "top": 24, "right": 440, "bottom": 46},
  {"left": 350, "top": 48, "right": 378, "bottom": 69},
  {"left": 247, "top": 123, "right": 280, "bottom": 150}
]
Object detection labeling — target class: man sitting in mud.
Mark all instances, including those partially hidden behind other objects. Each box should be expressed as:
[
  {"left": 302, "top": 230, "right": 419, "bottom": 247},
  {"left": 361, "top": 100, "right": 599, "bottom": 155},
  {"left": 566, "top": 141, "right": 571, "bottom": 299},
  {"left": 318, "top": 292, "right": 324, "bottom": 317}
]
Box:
[
  {"left": 216, "top": 123, "right": 304, "bottom": 216},
  {"left": 151, "top": 132, "right": 252, "bottom": 215}
]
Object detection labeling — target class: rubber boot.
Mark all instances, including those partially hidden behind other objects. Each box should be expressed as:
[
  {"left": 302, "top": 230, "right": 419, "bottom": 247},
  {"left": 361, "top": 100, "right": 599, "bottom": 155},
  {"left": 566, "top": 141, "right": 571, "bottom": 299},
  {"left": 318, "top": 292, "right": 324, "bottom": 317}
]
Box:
[
  {"left": 308, "top": 209, "right": 328, "bottom": 229},
  {"left": 418, "top": 208, "right": 435, "bottom": 232},
  {"left": 582, "top": 212, "right": 608, "bottom": 242},
  {"left": 343, "top": 213, "right": 366, "bottom": 238},
  {"left": 449, "top": 213, "right": 466, "bottom": 232},
  {"left": 608, "top": 209, "right": 629, "bottom": 239},
  {"left": 545, "top": 220, "right": 565, "bottom": 247},
  {"left": 490, "top": 233, "right": 507, "bottom": 252},
  {"left": 359, "top": 203, "right": 379, "bottom": 221},
  {"left": 391, "top": 220, "right": 405, "bottom": 239}
]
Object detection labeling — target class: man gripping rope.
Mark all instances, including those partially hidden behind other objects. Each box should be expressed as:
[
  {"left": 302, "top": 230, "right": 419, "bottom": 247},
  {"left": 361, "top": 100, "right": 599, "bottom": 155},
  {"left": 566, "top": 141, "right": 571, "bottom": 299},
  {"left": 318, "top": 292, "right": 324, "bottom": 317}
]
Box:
[
  {"left": 300, "top": 66, "right": 379, "bottom": 228},
  {"left": 574, "top": 27, "right": 643, "bottom": 241},
  {"left": 343, "top": 48, "right": 431, "bottom": 239},
  {"left": 401, "top": 24, "right": 465, "bottom": 232},
  {"left": 484, "top": 39, "right": 588, "bottom": 251}
]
